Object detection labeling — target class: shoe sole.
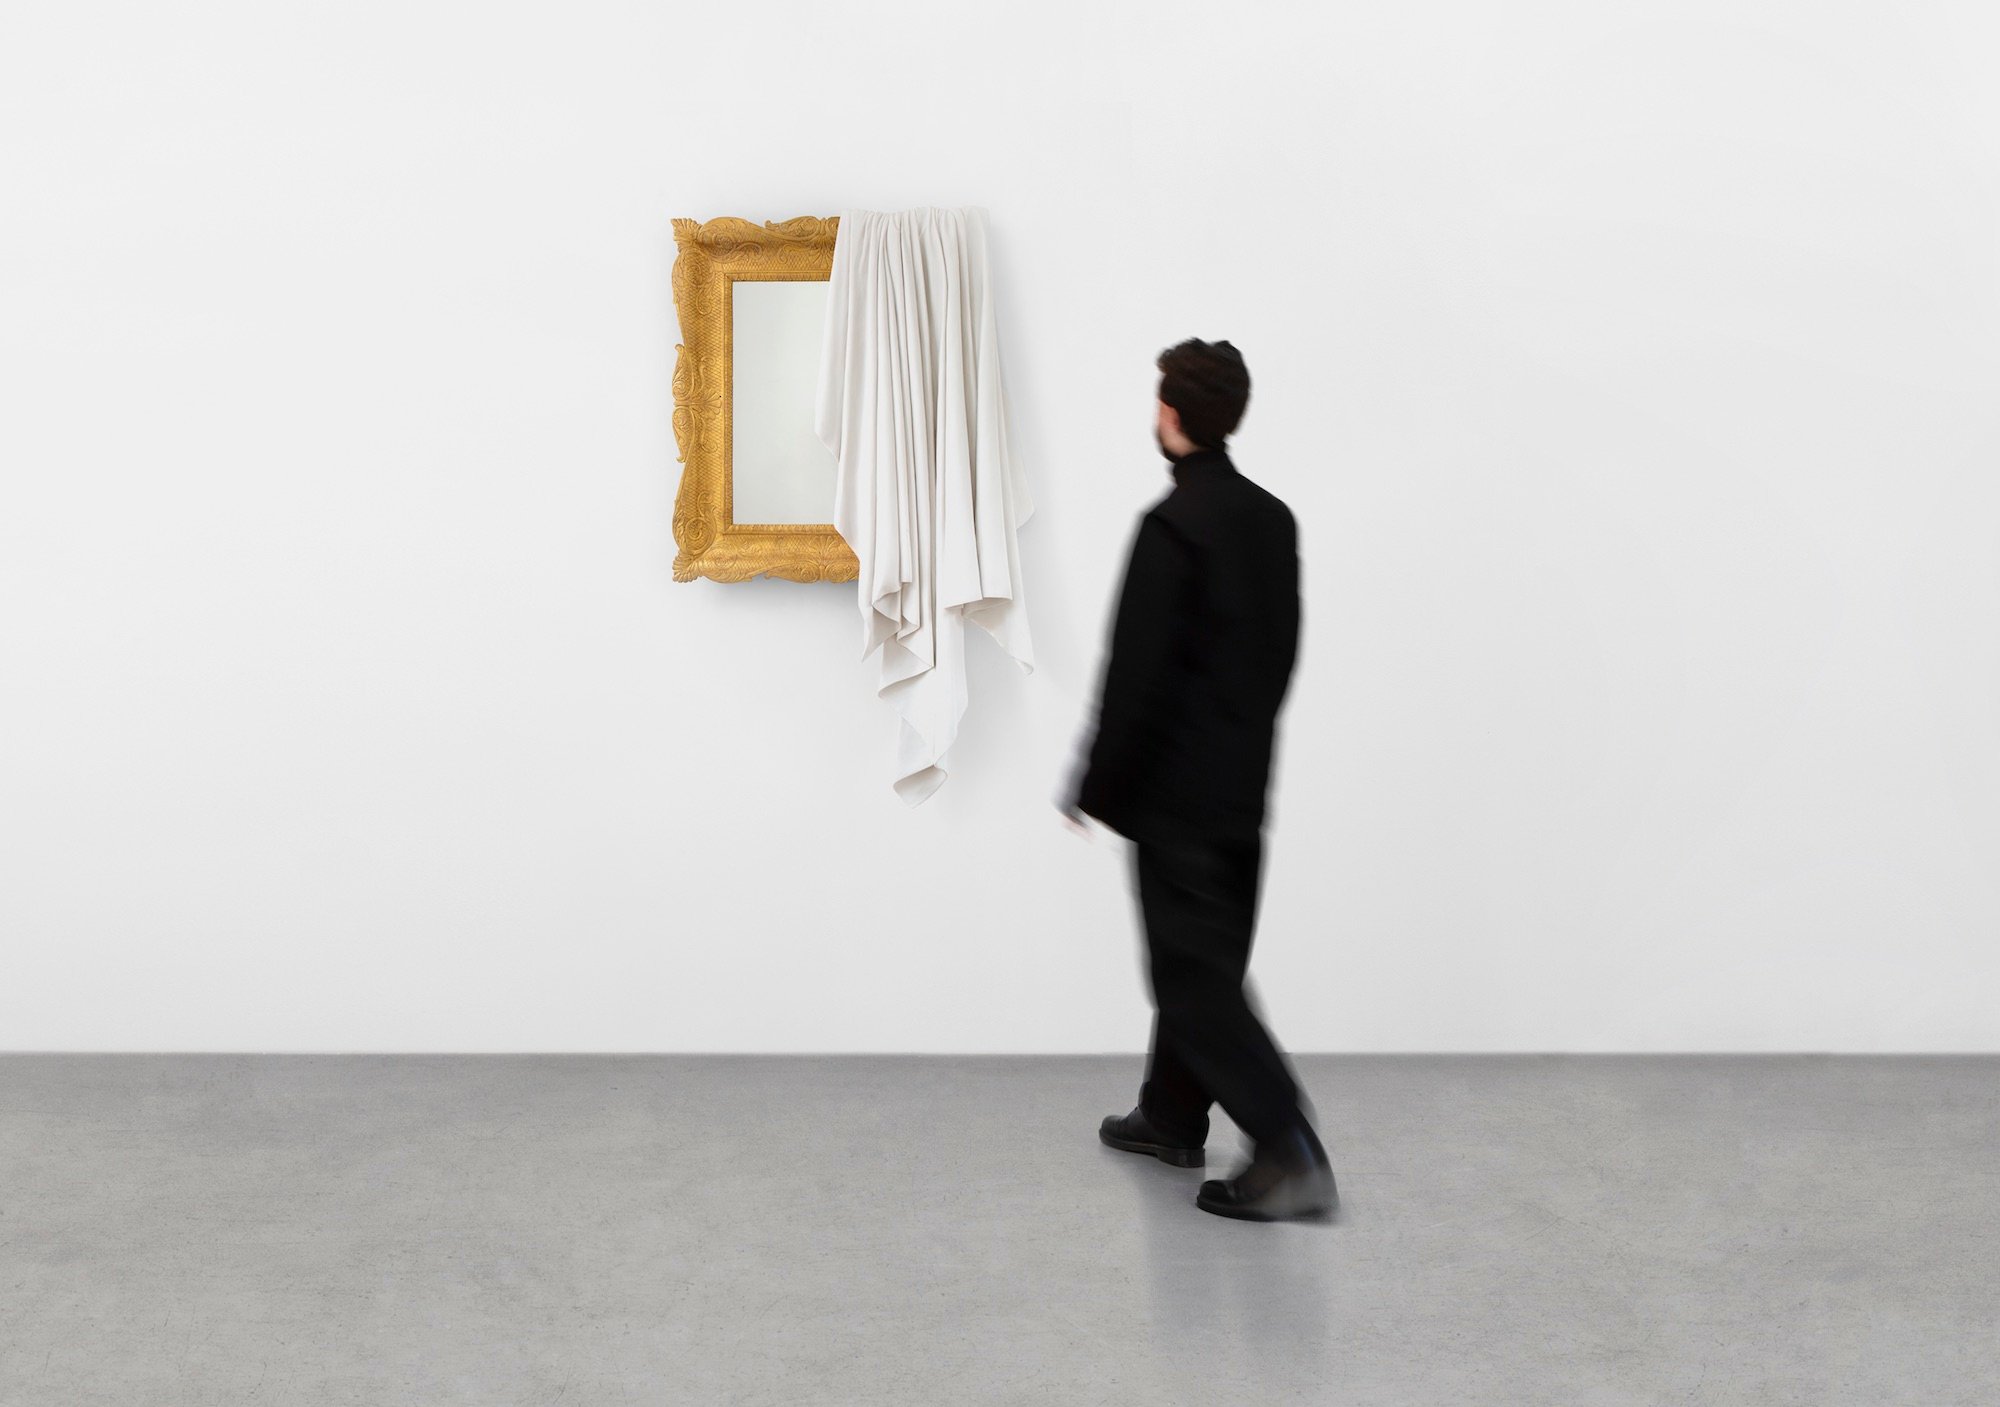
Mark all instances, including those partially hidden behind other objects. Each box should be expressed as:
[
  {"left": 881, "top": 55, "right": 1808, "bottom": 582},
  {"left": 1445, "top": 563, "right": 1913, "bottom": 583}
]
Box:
[
  {"left": 1194, "top": 1195, "right": 1337, "bottom": 1223},
  {"left": 1099, "top": 1127, "right": 1205, "bottom": 1167}
]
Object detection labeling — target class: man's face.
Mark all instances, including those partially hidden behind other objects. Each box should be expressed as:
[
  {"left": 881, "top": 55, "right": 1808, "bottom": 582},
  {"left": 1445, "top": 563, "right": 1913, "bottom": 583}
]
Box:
[{"left": 1155, "top": 398, "right": 1180, "bottom": 462}]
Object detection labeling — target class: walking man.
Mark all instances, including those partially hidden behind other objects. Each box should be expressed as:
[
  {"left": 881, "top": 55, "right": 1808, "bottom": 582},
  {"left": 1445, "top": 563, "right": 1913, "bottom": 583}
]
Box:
[{"left": 1061, "top": 337, "right": 1336, "bottom": 1222}]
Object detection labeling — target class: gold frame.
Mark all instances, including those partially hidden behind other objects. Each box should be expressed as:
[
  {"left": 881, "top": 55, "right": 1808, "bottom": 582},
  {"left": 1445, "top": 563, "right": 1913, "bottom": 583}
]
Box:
[{"left": 669, "top": 215, "right": 857, "bottom": 583}]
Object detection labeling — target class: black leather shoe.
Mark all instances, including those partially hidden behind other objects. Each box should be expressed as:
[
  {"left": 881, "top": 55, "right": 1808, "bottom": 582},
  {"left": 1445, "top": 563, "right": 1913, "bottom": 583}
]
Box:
[
  {"left": 1195, "top": 1120, "right": 1337, "bottom": 1221},
  {"left": 1099, "top": 1106, "right": 1206, "bottom": 1167}
]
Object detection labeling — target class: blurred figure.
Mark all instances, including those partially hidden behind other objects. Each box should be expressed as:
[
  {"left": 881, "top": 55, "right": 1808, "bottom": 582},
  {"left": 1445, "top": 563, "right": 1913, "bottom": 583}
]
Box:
[{"left": 1060, "top": 338, "right": 1335, "bottom": 1222}]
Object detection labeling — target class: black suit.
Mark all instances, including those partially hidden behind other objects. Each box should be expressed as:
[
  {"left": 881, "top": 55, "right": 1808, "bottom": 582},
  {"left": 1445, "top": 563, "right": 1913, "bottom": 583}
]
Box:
[{"left": 1066, "top": 445, "right": 1306, "bottom": 1146}]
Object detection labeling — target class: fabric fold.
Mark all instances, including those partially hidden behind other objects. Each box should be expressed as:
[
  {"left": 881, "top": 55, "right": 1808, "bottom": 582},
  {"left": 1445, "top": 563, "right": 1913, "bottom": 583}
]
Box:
[{"left": 814, "top": 206, "right": 1035, "bottom": 804}]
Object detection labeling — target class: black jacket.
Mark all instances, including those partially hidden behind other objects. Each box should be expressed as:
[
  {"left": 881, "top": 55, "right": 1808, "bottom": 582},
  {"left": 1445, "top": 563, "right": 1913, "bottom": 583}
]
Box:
[{"left": 1065, "top": 446, "right": 1301, "bottom": 842}]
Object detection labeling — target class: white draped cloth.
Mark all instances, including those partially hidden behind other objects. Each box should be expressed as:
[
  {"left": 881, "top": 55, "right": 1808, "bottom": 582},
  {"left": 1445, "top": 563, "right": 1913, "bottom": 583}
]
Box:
[{"left": 814, "top": 206, "right": 1035, "bottom": 804}]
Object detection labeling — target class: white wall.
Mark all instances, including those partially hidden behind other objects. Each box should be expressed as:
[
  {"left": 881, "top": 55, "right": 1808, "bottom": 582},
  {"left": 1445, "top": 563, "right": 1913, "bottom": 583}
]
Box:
[{"left": 3, "top": 0, "right": 1996, "bottom": 1052}]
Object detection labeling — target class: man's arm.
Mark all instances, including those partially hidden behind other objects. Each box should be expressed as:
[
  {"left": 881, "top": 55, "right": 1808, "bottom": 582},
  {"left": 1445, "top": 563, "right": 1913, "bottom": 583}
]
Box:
[
  {"left": 1067, "top": 511, "right": 1196, "bottom": 818},
  {"left": 1272, "top": 507, "right": 1301, "bottom": 711}
]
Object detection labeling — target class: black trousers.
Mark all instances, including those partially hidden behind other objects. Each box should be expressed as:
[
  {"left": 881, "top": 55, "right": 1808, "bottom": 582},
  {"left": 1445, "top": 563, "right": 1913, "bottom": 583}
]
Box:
[{"left": 1132, "top": 831, "right": 1303, "bottom": 1146}]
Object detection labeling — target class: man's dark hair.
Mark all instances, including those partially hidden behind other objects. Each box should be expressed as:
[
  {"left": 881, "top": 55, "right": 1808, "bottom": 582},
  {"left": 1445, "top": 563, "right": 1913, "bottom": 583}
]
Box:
[{"left": 1156, "top": 338, "right": 1251, "bottom": 450}]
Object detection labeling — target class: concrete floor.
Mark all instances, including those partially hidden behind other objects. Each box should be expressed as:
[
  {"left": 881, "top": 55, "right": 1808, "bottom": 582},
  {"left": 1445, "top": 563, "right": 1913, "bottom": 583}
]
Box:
[{"left": 0, "top": 1055, "right": 1995, "bottom": 1406}]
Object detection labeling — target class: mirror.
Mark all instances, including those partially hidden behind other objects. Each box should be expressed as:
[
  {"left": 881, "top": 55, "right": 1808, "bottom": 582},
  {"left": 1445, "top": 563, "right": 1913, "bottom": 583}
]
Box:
[
  {"left": 730, "top": 279, "right": 834, "bottom": 525},
  {"left": 669, "top": 215, "right": 856, "bottom": 583}
]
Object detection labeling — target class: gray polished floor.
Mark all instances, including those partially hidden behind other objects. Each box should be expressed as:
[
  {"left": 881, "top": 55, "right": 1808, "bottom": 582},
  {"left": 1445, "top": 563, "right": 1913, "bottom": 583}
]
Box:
[{"left": 1, "top": 1054, "right": 1995, "bottom": 1405}]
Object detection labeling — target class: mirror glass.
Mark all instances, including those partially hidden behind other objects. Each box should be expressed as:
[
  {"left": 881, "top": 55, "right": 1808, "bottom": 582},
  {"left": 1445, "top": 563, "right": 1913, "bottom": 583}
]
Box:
[{"left": 731, "top": 279, "right": 835, "bottom": 525}]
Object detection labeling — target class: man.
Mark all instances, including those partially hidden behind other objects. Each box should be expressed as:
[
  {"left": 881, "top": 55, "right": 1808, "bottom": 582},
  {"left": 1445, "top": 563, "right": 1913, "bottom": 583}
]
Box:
[{"left": 1060, "top": 337, "right": 1336, "bottom": 1223}]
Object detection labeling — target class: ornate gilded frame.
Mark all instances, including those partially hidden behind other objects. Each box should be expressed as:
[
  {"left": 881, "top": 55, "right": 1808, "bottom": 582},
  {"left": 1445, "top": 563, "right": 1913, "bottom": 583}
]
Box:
[{"left": 669, "top": 215, "right": 857, "bottom": 583}]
